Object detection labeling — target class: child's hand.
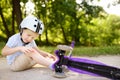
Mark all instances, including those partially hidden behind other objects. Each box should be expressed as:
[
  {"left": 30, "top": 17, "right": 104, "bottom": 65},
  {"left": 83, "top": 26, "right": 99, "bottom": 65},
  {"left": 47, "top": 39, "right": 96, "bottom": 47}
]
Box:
[{"left": 48, "top": 54, "right": 56, "bottom": 61}]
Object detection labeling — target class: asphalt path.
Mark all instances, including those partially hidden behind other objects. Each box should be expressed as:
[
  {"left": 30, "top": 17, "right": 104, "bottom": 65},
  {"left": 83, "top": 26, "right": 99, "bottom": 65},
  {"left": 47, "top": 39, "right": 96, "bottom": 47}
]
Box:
[{"left": 0, "top": 55, "right": 120, "bottom": 80}]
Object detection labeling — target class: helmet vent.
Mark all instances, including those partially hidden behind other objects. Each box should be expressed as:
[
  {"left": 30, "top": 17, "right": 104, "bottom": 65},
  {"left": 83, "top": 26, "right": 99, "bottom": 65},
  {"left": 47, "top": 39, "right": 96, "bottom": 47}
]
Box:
[
  {"left": 34, "top": 25, "right": 36, "bottom": 27},
  {"left": 35, "top": 19, "right": 37, "bottom": 21}
]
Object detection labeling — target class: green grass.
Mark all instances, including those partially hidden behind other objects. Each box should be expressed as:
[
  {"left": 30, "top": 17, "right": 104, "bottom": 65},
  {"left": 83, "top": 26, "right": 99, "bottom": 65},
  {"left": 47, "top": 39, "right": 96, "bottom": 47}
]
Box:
[
  {"left": 0, "top": 42, "right": 5, "bottom": 56},
  {"left": 72, "top": 46, "right": 120, "bottom": 56},
  {"left": 39, "top": 46, "right": 57, "bottom": 54},
  {"left": 39, "top": 45, "right": 120, "bottom": 56},
  {"left": 0, "top": 41, "right": 120, "bottom": 56}
]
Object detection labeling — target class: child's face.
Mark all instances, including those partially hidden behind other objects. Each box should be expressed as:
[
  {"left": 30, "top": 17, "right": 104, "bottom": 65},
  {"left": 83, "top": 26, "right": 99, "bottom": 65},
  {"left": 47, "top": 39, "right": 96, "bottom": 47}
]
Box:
[{"left": 21, "top": 29, "right": 39, "bottom": 43}]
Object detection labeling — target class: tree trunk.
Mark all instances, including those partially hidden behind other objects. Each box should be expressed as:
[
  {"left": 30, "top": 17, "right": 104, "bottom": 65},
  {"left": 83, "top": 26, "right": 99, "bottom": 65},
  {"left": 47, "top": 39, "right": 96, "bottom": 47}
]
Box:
[
  {"left": 12, "top": 10, "right": 15, "bottom": 34},
  {"left": 60, "top": 24, "right": 68, "bottom": 44},
  {"left": 0, "top": 7, "right": 11, "bottom": 38},
  {"left": 12, "top": 0, "right": 22, "bottom": 30}
]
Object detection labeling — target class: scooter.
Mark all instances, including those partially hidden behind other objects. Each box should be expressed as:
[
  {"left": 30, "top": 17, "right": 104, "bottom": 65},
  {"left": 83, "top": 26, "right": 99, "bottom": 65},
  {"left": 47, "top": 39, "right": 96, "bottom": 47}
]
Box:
[{"left": 53, "top": 41, "right": 120, "bottom": 80}]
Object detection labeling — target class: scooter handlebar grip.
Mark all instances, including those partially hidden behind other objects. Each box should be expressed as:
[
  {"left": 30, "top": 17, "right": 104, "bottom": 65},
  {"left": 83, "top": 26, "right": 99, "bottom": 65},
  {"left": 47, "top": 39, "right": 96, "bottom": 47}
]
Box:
[{"left": 71, "top": 41, "right": 75, "bottom": 48}]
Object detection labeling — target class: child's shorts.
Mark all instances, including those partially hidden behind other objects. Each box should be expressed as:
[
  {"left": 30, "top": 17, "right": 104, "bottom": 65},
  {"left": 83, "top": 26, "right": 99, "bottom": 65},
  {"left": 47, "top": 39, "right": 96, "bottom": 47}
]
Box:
[{"left": 9, "top": 54, "right": 36, "bottom": 71}]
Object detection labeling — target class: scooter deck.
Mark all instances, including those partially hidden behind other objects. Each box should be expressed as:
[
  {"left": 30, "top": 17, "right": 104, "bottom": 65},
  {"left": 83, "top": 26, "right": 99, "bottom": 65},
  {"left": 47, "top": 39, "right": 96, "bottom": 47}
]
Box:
[{"left": 67, "top": 58, "right": 120, "bottom": 79}]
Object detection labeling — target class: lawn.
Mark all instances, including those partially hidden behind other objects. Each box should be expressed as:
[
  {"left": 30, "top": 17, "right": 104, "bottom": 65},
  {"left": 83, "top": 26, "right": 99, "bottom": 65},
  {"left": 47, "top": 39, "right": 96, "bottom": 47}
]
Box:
[
  {"left": 0, "top": 42, "right": 120, "bottom": 56},
  {"left": 39, "top": 45, "right": 120, "bottom": 56}
]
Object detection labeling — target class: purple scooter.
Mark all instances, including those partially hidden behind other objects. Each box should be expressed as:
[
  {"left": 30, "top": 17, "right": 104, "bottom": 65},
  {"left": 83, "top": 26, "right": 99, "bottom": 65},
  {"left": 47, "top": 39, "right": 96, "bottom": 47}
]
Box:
[{"left": 53, "top": 41, "right": 120, "bottom": 80}]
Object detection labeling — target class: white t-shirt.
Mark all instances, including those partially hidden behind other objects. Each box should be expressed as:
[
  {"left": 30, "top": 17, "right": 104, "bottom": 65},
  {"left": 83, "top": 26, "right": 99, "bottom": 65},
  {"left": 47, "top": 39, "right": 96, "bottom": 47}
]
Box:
[{"left": 6, "top": 33, "right": 37, "bottom": 65}]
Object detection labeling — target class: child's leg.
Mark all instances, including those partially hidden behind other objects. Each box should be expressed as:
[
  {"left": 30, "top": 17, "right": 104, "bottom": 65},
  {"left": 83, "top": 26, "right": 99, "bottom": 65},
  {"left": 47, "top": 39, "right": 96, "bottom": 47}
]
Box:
[
  {"left": 25, "top": 50, "right": 54, "bottom": 69},
  {"left": 10, "top": 54, "right": 36, "bottom": 71}
]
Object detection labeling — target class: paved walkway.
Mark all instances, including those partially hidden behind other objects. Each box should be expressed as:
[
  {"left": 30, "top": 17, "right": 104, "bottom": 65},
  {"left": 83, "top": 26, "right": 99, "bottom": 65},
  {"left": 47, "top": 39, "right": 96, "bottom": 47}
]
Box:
[{"left": 0, "top": 55, "right": 120, "bottom": 80}]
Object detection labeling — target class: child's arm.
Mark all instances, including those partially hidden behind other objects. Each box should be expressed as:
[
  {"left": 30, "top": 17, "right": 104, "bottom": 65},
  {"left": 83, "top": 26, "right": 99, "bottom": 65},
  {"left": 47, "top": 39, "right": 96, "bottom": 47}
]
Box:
[{"left": 2, "top": 46, "right": 33, "bottom": 56}]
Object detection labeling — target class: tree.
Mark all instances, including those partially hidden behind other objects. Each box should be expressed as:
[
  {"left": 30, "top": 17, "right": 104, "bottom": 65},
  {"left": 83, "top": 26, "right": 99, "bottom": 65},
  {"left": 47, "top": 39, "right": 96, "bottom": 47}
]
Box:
[
  {"left": 33, "top": 0, "right": 105, "bottom": 45},
  {"left": 1, "top": 0, "right": 119, "bottom": 46},
  {"left": 0, "top": 6, "right": 11, "bottom": 38},
  {"left": 0, "top": 0, "right": 12, "bottom": 39},
  {"left": 12, "top": 0, "right": 22, "bottom": 31},
  {"left": 0, "top": 0, "right": 22, "bottom": 40}
]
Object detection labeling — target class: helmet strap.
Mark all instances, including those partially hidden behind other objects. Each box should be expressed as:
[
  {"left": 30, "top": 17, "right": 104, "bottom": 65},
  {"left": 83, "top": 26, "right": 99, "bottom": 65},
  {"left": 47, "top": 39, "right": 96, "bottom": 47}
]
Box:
[
  {"left": 20, "top": 29, "right": 23, "bottom": 35},
  {"left": 20, "top": 38, "right": 29, "bottom": 46},
  {"left": 20, "top": 28, "right": 29, "bottom": 46}
]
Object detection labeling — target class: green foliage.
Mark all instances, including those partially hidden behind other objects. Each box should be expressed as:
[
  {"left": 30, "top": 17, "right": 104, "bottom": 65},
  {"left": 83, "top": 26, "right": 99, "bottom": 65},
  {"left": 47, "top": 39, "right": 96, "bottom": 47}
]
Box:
[
  {"left": 89, "top": 15, "right": 120, "bottom": 46},
  {"left": 0, "top": 0, "right": 18, "bottom": 39},
  {"left": 0, "top": 42, "right": 5, "bottom": 56},
  {"left": 0, "top": 0, "right": 120, "bottom": 47}
]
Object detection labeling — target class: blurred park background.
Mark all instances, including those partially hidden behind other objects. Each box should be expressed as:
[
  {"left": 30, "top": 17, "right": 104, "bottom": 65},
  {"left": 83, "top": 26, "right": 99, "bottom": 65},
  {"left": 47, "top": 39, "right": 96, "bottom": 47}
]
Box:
[{"left": 0, "top": 0, "right": 120, "bottom": 56}]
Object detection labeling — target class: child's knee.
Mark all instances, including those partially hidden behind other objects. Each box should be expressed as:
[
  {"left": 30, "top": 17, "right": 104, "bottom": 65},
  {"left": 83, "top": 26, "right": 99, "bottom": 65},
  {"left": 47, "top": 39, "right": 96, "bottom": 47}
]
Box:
[{"left": 26, "top": 51, "right": 39, "bottom": 57}]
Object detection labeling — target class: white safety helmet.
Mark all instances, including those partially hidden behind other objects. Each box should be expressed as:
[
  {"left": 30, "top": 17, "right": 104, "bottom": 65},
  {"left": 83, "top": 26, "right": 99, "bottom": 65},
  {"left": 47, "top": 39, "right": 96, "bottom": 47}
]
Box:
[{"left": 20, "top": 15, "right": 44, "bottom": 34}]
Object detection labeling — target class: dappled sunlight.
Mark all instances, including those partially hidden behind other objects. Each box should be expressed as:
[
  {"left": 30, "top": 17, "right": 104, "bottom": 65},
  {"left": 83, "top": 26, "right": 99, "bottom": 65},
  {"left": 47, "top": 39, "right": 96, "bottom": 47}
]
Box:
[
  {"left": 25, "top": 0, "right": 35, "bottom": 15},
  {"left": 76, "top": 0, "right": 120, "bottom": 16},
  {"left": 92, "top": 0, "right": 120, "bottom": 16},
  {"left": 1, "top": 0, "right": 120, "bottom": 46}
]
